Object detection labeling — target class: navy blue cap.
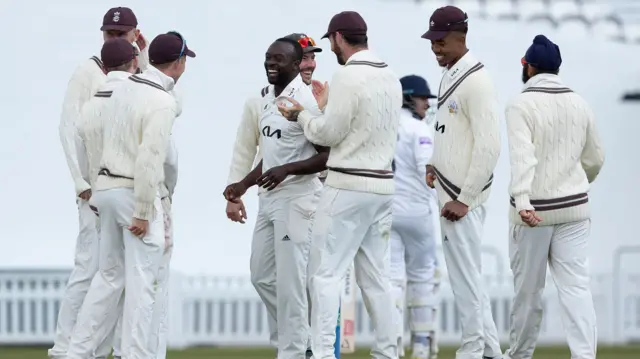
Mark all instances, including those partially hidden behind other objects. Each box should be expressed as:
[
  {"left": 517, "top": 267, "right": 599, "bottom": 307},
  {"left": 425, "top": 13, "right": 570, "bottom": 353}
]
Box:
[
  {"left": 523, "top": 34, "right": 562, "bottom": 71},
  {"left": 400, "top": 75, "right": 436, "bottom": 99}
]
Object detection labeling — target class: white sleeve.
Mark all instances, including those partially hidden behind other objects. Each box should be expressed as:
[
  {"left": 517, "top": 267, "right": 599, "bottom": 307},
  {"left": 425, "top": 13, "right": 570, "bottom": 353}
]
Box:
[
  {"left": 580, "top": 107, "right": 605, "bottom": 183},
  {"left": 59, "top": 63, "right": 95, "bottom": 196},
  {"left": 226, "top": 97, "right": 261, "bottom": 184},
  {"left": 297, "top": 69, "right": 357, "bottom": 147},
  {"left": 163, "top": 135, "right": 179, "bottom": 198},
  {"left": 414, "top": 122, "right": 434, "bottom": 170},
  {"left": 505, "top": 101, "right": 537, "bottom": 212}
]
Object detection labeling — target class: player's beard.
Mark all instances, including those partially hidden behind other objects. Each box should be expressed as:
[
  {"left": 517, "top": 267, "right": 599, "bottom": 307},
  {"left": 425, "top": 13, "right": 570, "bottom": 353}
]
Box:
[
  {"left": 335, "top": 46, "right": 345, "bottom": 65},
  {"left": 521, "top": 65, "right": 531, "bottom": 84}
]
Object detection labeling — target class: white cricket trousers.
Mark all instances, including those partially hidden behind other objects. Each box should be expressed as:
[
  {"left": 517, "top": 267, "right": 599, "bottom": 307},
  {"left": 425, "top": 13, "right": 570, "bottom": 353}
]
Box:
[
  {"left": 440, "top": 204, "right": 501, "bottom": 359},
  {"left": 389, "top": 207, "right": 439, "bottom": 341},
  {"left": 504, "top": 219, "right": 597, "bottom": 359},
  {"left": 308, "top": 186, "right": 396, "bottom": 359},
  {"left": 112, "top": 196, "right": 174, "bottom": 359},
  {"left": 250, "top": 182, "right": 320, "bottom": 359},
  {"left": 66, "top": 188, "right": 164, "bottom": 359},
  {"left": 48, "top": 199, "right": 115, "bottom": 359}
]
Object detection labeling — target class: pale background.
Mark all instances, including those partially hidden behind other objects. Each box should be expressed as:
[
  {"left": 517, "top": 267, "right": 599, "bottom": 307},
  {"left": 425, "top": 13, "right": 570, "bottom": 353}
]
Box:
[{"left": 0, "top": 0, "right": 638, "bottom": 276}]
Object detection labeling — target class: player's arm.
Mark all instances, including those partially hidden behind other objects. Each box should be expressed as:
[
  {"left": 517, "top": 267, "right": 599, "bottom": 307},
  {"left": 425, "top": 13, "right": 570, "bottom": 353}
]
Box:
[
  {"left": 413, "top": 124, "right": 434, "bottom": 180},
  {"left": 580, "top": 108, "right": 605, "bottom": 183},
  {"left": 297, "top": 70, "right": 357, "bottom": 147},
  {"left": 239, "top": 160, "right": 263, "bottom": 188},
  {"left": 283, "top": 145, "right": 330, "bottom": 175},
  {"left": 133, "top": 105, "right": 176, "bottom": 220},
  {"left": 59, "top": 64, "right": 93, "bottom": 196},
  {"left": 505, "top": 102, "right": 537, "bottom": 211},
  {"left": 163, "top": 135, "right": 179, "bottom": 199},
  {"left": 456, "top": 79, "right": 501, "bottom": 206},
  {"left": 227, "top": 97, "right": 261, "bottom": 184}
]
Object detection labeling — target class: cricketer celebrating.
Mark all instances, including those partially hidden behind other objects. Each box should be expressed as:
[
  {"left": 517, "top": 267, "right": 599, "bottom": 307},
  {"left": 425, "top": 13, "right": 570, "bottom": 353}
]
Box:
[
  {"left": 503, "top": 35, "right": 604, "bottom": 359},
  {"left": 278, "top": 11, "right": 402, "bottom": 359},
  {"left": 422, "top": 6, "right": 502, "bottom": 359},
  {"left": 51, "top": 7, "right": 148, "bottom": 359},
  {"left": 389, "top": 75, "right": 440, "bottom": 359},
  {"left": 224, "top": 37, "right": 327, "bottom": 359}
]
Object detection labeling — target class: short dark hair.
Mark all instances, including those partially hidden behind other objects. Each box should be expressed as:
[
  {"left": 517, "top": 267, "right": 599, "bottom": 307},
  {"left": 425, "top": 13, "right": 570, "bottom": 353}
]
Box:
[
  {"left": 274, "top": 37, "right": 303, "bottom": 62},
  {"left": 105, "top": 59, "right": 135, "bottom": 73},
  {"left": 340, "top": 33, "right": 368, "bottom": 47},
  {"left": 533, "top": 67, "right": 560, "bottom": 76}
]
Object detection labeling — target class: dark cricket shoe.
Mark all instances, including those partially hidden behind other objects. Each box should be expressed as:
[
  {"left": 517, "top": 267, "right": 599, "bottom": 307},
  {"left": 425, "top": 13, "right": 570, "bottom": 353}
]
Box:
[{"left": 306, "top": 348, "right": 314, "bottom": 358}]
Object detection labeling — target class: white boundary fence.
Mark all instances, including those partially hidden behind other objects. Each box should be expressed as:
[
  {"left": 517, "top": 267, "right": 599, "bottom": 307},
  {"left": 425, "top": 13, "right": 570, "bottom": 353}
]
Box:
[{"left": 0, "top": 258, "right": 639, "bottom": 348}]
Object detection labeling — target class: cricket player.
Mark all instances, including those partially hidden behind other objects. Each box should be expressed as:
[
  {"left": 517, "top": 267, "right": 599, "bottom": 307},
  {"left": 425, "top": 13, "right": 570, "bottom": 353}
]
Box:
[
  {"left": 224, "top": 33, "right": 323, "bottom": 358},
  {"left": 226, "top": 33, "right": 323, "bottom": 225},
  {"left": 389, "top": 75, "right": 440, "bottom": 359},
  {"left": 51, "top": 7, "right": 148, "bottom": 359},
  {"left": 422, "top": 6, "right": 502, "bottom": 359},
  {"left": 65, "top": 32, "right": 194, "bottom": 359},
  {"left": 277, "top": 11, "right": 402, "bottom": 359},
  {"left": 503, "top": 35, "right": 604, "bottom": 359},
  {"left": 223, "top": 37, "right": 327, "bottom": 359}
]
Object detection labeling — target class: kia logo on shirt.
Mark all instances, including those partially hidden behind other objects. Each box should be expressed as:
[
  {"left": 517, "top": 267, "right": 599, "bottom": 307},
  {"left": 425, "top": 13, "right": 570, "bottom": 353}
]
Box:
[{"left": 262, "top": 125, "right": 282, "bottom": 139}]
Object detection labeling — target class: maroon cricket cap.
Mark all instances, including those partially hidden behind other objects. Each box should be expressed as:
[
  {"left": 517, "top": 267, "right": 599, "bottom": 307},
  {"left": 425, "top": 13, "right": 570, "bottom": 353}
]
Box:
[
  {"left": 148, "top": 32, "right": 196, "bottom": 65},
  {"left": 101, "top": 38, "right": 137, "bottom": 68},
  {"left": 322, "top": 11, "right": 367, "bottom": 39},
  {"left": 100, "top": 7, "right": 138, "bottom": 32},
  {"left": 284, "top": 33, "right": 322, "bottom": 53},
  {"left": 422, "top": 6, "right": 469, "bottom": 41}
]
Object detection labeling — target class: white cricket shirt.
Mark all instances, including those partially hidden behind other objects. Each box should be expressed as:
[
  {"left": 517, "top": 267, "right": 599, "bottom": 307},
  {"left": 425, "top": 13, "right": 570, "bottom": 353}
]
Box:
[
  {"left": 393, "top": 109, "right": 436, "bottom": 215},
  {"left": 259, "top": 74, "right": 322, "bottom": 193}
]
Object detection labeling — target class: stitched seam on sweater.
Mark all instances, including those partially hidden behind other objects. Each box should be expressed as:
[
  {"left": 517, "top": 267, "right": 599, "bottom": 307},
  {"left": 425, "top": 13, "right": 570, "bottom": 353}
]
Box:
[
  {"left": 94, "top": 91, "right": 113, "bottom": 98},
  {"left": 129, "top": 75, "right": 167, "bottom": 92},
  {"left": 437, "top": 62, "right": 484, "bottom": 109},
  {"left": 328, "top": 166, "right": 394, "bottom": 179},
  {"left": 522, "top": 87, "right": 573, "bottom": 94},
  {"left": 433, "top": 166, "right": 493, "bottom": 199},
  {"left": 346, "top": 60, "right": 388, "bottom": 68},
  {"left": 509, "top": 193, "right": 588, "bottom": 211}
]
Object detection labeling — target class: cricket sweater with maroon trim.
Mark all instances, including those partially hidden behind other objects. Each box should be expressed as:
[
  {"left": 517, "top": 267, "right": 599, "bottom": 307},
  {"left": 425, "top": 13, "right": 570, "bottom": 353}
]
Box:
[
  {"left": 429, "top": 52, "right": 501, "bottom": 210},
  {"left": 297, "top": 50, "right": 402, "bottom": 195},
  {"left": 506, "top": 74, "right": 605, "bottom": 226},
  {"left": 94, "top": 66, "right": 179, "bottom": 220}
]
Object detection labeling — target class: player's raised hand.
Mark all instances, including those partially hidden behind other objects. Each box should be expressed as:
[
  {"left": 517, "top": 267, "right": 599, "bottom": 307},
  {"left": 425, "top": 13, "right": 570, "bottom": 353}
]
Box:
[
  {"left": 277, "top": 97, "right": 304, "bottom": 121},
  {"left": 257, "top": 165, "right": 290, "bottom": 191},
  {"left": 136, "top": 32, "right": 147, "bottom": 50},
  {"left": 519, "top": 210, "right": 542, "bottom": 227},
  {"left": 426, "top": 165, "right": 436, "bottom": 188},
  {"left": 223, "top": 182, "right": 247, "bottom": 203},
  {"left": 226, "top": 199, "right": 247, "bottom": 224},
  {"left": 311, "top": 80, "right": 329, "bottom": 110}
]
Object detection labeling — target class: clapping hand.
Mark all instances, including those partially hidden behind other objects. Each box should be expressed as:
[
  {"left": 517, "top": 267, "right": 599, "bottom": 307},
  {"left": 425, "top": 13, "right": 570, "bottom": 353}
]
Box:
[
  {"left": 311, "top": 80, "right": 329, "bottom": 110},
  {"left": 277, "top": 97, "right": 305, "bottom": 121}
]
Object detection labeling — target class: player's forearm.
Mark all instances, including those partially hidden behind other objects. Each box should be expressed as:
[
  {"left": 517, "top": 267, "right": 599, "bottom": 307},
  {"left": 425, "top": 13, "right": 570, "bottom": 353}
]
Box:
[
  {"left": 240, "top": 160, "right": 263, "bottom": 188},
  {"left": 283, "top": 152, "right": 329, "bottom": 175},
  {"left": 457, "top": 127, "right": 501, "bottom": 205}
]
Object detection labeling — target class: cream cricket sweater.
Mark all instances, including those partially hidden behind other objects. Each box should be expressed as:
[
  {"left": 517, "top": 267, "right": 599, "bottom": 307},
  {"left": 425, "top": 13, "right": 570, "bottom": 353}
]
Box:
[
  {"left": 506, "top": 74, "right": 605, "bottom": 226},
  {"left": 429, "top": 52, "right": 501, "bottom": 209},
  {"left": 297, "top": 50, "right": 402, "bottom": 194},
  {"left": 226, "top": 96, "right": 263, "bottom": 185},
  {"left": 94, "top": 66, "right": 178, "bottom": 220}
]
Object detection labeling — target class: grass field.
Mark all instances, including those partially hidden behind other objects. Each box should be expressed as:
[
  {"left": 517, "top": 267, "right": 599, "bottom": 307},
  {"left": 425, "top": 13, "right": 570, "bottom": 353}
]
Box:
[{"left": 2, "top": 346, "right": 639, "bottom": 359}]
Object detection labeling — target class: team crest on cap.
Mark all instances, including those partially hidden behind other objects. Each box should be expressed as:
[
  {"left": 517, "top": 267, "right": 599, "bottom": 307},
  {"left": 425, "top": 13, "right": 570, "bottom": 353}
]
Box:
[
  {"left": 430, "top": 20, "right": 435, "bottom": 27},
  {"left": 448, "top": 100, "right": 458, "bottom": 114},
  {"left": 113, "top": 11, "right": 120, "bottom": 22}
]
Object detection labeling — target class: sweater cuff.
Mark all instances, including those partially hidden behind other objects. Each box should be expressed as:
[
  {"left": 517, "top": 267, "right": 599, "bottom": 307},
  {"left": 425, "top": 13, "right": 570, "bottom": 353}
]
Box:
[
  {"left": 133, "top": 201, "right": 155, "bottom": 221},
  {"left": 74, "top": 179, "right": 91, "bottom": 196},
  {"left": 298, "top": 110, "right": 313, "bottom": 127},
  {"left": 456, "top": 191, "right": 475, "bottom": 207},
  {"left": 514, "top": 194, "right": 534, "bottom": 212}
]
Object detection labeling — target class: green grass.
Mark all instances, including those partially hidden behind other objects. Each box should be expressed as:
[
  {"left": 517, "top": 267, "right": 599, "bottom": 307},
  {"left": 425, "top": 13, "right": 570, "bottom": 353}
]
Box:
[{"left": 1, "top": 346, "right": 639, "bottom": 359}]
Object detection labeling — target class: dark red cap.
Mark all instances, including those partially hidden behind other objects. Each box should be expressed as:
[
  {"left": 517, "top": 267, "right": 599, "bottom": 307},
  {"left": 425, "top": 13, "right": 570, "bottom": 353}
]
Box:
[
  {"left": 422, "top": 6, "right": 468, "bottom": 41},
  {"left": 149, "top": 32, "right": 196, "bottom": 65},
  {"left": 322, "top": 11, "right": 367, "bottom": 39},
  {"left": 101, "top": 38, "right": 136, "bottom": 68},
  {"left": 100, "top": 7, "right": 138, "bottom": 32}
]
